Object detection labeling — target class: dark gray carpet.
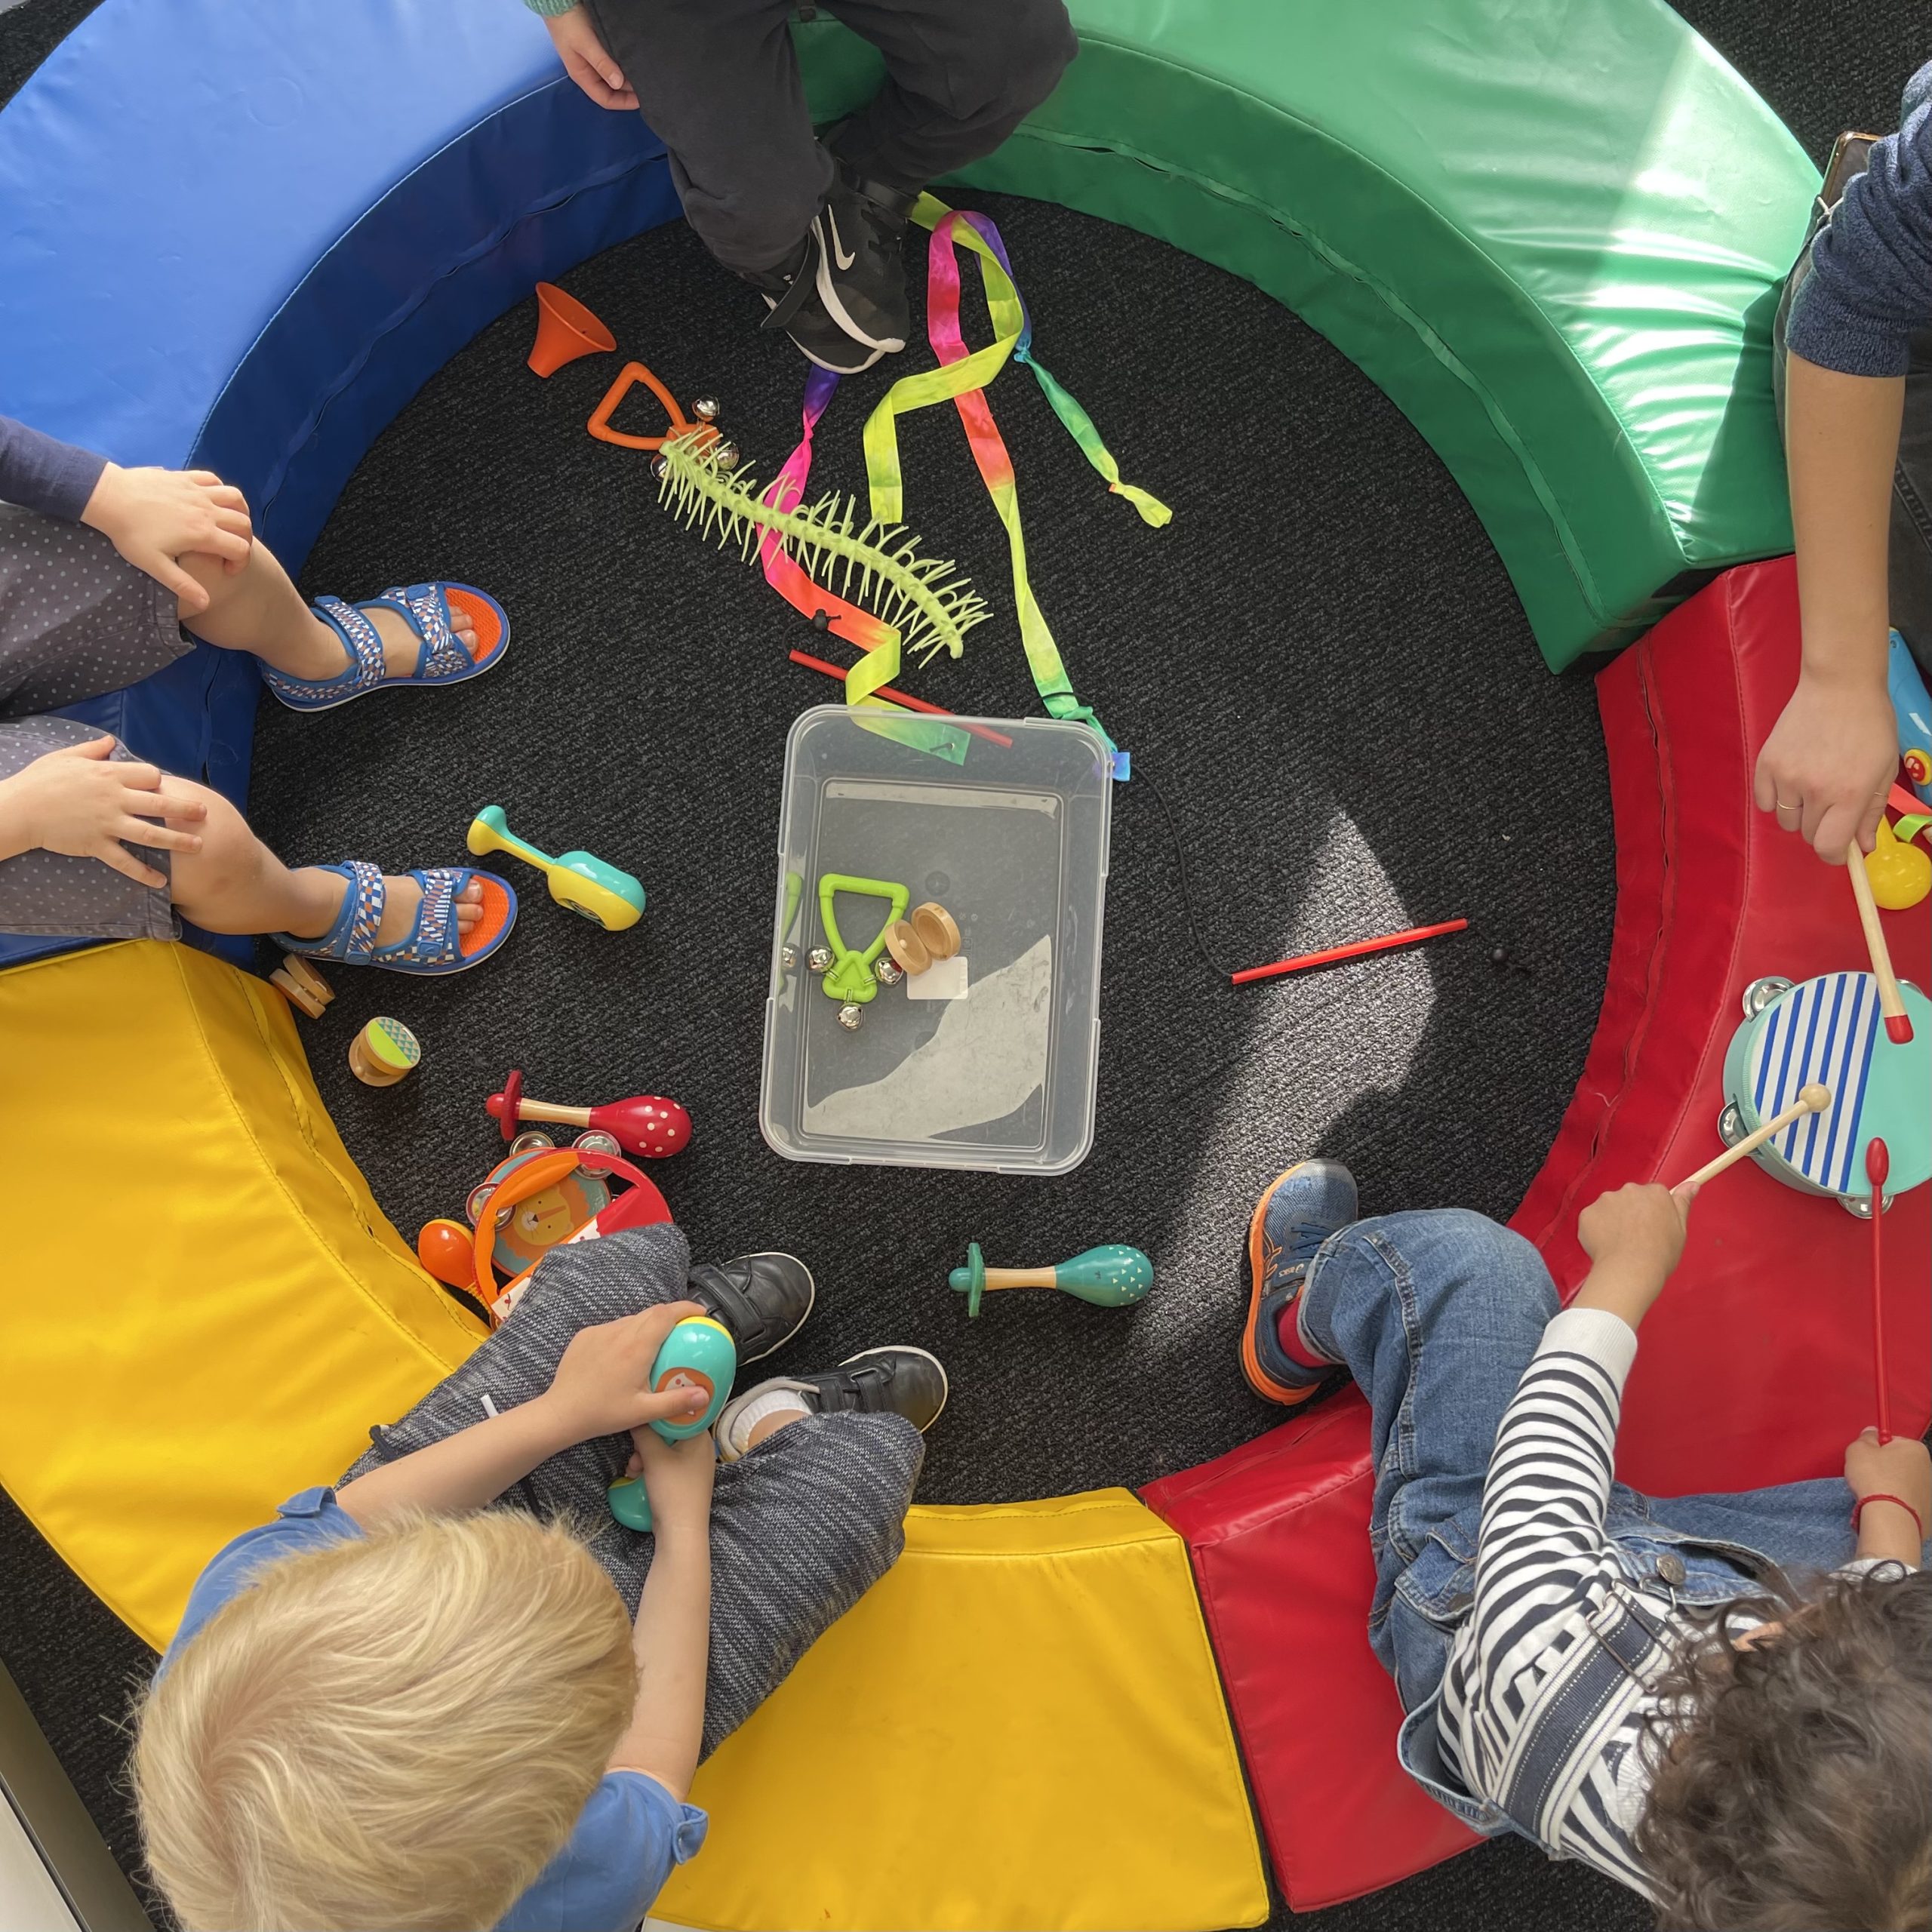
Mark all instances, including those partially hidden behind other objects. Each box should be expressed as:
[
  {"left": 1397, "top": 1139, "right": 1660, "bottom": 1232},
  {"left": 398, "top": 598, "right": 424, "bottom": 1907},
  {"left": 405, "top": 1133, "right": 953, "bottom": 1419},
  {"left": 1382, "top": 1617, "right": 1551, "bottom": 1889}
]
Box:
[
  {"left": 261, "top": 197, "right": 1611, "bottom": 1497},
  {"left": 0, "top": 4, "right": 1920, "bottom": 1927}
]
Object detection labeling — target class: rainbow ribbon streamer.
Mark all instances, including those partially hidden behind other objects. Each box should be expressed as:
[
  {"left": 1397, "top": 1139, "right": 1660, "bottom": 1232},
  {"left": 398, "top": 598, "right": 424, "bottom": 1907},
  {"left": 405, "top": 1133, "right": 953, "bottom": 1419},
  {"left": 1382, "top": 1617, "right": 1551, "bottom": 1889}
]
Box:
[
  {"left": 761, "top": 366, "right": 968, "bottom": 762},
  {"left": 860, "top": 195, "right": 1171, "bottom": 764}
]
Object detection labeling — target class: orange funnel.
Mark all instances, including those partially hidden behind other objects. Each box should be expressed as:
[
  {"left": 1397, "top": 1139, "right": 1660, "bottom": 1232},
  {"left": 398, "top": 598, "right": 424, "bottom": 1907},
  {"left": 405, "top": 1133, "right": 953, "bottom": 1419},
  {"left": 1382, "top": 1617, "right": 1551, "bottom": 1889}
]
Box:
[{"left": 528, "top": 281, "right": 616, "bottom": 377}]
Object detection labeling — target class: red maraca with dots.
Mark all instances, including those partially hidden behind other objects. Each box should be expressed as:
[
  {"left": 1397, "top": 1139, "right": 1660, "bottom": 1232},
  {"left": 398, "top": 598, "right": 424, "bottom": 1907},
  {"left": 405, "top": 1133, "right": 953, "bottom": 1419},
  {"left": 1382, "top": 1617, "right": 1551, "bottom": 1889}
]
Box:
[{"left": 485, "top": 1068, "right": 691, "bottom": 1159}]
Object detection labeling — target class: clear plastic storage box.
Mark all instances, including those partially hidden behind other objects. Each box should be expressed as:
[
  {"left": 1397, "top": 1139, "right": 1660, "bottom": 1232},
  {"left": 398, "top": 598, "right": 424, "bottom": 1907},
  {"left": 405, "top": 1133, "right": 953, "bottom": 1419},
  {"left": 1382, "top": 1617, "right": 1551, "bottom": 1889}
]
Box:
[{"left": 761, "top": 706, "right": 1112, "bottom": 1174}]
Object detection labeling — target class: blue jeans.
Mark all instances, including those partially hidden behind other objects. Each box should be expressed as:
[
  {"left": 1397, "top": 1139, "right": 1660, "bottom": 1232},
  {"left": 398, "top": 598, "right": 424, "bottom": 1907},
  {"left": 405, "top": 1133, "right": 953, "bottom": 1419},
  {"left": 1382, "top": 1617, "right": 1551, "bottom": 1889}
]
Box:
[{"left": 1297, "top": 1209, "right": 1860, "bottom": 1834}]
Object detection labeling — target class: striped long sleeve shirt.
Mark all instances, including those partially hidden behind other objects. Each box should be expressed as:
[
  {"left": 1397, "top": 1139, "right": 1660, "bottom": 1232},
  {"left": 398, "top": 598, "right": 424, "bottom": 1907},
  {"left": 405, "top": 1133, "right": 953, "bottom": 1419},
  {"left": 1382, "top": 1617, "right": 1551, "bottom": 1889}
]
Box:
[
  {"left": 1434, "top": 1309, "right": 1904, "bottom": 1896},
  {"left": 1435, "top": 1309, "right": 1706, "bottom": 1897}
]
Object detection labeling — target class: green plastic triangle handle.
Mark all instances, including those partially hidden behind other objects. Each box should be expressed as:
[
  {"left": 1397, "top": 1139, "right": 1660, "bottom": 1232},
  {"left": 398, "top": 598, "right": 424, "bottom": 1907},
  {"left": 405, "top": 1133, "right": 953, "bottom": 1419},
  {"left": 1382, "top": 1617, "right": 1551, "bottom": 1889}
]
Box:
[{"left": 818, "top": 872, "right": 909, "bottom": 1004}]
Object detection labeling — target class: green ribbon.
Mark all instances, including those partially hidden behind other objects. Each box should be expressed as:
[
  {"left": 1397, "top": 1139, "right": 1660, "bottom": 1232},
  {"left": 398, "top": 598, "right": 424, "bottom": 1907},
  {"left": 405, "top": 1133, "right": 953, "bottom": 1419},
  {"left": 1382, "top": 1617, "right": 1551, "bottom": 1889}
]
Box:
[{"left": 860, "top": 196, "right": 1170, "bottom": 764}]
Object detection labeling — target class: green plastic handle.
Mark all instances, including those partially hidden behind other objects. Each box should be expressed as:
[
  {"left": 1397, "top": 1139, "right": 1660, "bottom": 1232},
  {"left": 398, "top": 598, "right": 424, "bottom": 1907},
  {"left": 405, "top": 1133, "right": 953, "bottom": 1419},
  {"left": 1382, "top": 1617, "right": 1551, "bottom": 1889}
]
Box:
[{"left": 817, "top": 872, "right": 909, "bottom": 1004}]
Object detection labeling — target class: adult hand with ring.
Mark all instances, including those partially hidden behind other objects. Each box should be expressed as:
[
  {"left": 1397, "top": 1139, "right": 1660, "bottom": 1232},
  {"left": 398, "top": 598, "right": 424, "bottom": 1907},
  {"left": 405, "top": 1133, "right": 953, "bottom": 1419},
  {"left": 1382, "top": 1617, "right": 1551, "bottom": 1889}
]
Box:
[{"left": 1752, "top": 669, "right": 1897, "bottom": 863}]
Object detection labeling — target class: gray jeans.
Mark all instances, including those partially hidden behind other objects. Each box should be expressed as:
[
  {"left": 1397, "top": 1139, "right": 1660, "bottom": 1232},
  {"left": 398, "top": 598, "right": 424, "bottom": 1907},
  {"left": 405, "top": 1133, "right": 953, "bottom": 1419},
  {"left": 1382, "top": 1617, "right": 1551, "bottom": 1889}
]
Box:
[
  {"left": 581, "top": 0, "right": 1076, "bottom": 274},
  {"left": 343, "top": 1223, "right": 924, "bottom": 1759},
  {"left": 1774, "top": 169, "right": 1932, "bottom": 680}
]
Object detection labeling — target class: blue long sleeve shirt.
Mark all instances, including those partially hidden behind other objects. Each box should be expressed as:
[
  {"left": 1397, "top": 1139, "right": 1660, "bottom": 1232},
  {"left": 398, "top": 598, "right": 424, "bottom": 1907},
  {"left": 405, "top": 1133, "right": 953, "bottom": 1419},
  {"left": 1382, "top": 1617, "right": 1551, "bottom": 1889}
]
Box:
[
  {"left": 1787, "top": 62, "right": 1932, "bottom": 378},
  {"left": 0, "top": 414, "right": 107, "bottom": 520}
]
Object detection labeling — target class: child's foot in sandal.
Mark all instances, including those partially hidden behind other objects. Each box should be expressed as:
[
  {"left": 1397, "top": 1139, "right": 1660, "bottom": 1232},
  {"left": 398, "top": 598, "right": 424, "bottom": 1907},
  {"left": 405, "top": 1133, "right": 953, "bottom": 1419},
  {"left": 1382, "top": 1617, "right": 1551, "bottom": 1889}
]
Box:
[
  {"left": 258, "top": 583, "right": 510, "bottom": 712},
  {"left": 273, "top": 860, "right": 517, "bottom": 976}
]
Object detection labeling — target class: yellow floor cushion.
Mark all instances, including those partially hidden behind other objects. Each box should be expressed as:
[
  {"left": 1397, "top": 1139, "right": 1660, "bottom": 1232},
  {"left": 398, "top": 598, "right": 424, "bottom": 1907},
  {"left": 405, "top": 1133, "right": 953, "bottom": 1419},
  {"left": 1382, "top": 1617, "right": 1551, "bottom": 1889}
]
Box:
[
  {"left": 0, "top": 942, "right": 482, "bottom": 1650},
  {"left": 657, "top": 1490, "right": 1269, "bottom": 1932}
]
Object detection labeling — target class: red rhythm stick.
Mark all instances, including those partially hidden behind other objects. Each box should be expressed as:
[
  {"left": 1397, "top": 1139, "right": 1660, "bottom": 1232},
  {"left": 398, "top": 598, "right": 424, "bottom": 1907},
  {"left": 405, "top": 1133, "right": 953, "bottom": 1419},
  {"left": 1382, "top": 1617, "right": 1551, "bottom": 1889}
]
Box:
[
  {"left": 1232, "top": 918, "right": 1469, "bottom": 986},
  {"left": 787, "top": 650, "right": 1015, "bottom": 749},
  {"left": 1868, "top": 1137, "right": 1891, "bottom": 1443}
]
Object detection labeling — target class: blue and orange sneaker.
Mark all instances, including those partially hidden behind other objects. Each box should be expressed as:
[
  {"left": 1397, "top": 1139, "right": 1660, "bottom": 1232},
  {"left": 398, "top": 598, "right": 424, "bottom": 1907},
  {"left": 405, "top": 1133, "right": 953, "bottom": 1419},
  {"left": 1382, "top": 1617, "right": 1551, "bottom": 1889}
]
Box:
[{"left": 1241, "top": 1158, "right": 1358, "bottom": 1404}]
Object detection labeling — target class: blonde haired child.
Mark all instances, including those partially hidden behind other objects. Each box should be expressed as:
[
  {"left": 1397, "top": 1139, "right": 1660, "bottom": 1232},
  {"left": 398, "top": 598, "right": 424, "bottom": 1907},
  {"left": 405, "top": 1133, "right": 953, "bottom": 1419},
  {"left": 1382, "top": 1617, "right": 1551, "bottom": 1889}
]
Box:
[{"left": 134, "top": 1225, "right": 946, "bottom": 1930}]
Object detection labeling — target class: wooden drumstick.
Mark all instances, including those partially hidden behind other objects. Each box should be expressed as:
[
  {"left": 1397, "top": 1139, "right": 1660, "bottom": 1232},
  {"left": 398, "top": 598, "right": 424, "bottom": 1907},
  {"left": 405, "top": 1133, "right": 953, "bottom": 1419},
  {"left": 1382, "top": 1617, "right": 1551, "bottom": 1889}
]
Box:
[
  {"left": 1675, "top": 1082, "right": 1832, "bottom": 1194},
  {"left": 1847, "top": 843, "right": 1915, "bottom": 1043}
]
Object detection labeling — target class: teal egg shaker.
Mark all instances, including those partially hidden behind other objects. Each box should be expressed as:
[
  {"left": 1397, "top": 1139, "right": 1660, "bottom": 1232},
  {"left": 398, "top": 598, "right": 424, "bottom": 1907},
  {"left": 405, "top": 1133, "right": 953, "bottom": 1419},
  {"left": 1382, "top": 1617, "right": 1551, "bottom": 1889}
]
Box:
[{"left": 606, "top": 1315, "right": 737, "bottom": 1532}]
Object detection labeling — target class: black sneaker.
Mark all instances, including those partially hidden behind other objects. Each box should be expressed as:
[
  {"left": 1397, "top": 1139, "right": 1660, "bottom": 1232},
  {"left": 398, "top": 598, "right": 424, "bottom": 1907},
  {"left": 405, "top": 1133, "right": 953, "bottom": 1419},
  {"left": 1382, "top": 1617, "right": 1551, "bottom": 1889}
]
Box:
[
  {"left": 712, "top": 1346, "right": 949, "bottom": 1460},
  {"left": 687, "top": 1252, "right": 815, "bottom": 1364},
  {"left": 749, "top": 235, "right": 885, "bottom": 374},
  {"left": 750, "top": 173, "right": 911, "bottom": 371},
  {"left": 817, "top": 168, "right": 914, "bottom": 350}
]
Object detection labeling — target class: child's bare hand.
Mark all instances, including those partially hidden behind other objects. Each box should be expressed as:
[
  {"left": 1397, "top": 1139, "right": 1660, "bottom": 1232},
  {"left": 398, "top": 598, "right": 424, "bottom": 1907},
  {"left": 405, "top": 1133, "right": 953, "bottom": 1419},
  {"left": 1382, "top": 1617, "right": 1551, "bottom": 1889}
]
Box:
[
  {"left": 79, "top": 464, "right": 253, "bottom": 613},
  {"left": 1578, "top": 1182, "right": 1693, "bottom": 1278},
  {"left": 1572, "top": 1183, "right": 1693, "bottom": 1328},
  {"left": 1844, "top": 1427, "right": 1931, "bottom": 1529},
  {"left": 0, "top": 738, "right": 205, "bottom": 886},
  {"left": 542, "top": 5, "right": 638, "bottom": 110},
  {"left": 626, "top": 1427, "right": 716, "bottom": 1536},
  {"left": 543, "top": 1301, "right": 709, "bottom": 1442}
]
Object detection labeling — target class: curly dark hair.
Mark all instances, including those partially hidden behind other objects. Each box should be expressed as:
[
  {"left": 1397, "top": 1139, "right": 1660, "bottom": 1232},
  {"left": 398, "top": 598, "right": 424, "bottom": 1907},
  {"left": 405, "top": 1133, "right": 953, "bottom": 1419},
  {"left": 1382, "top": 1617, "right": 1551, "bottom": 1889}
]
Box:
[{"left": 1634, "top": 1563, "right": 1932, "bottom": 1930}]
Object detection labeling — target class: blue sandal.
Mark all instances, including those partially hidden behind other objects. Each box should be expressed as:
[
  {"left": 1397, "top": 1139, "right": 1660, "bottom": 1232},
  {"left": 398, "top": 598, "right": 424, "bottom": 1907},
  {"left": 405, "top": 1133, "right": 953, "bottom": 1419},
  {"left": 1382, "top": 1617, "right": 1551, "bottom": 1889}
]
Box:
[
  {"left": 260, "top": 583, "right": 510, "bottom": 712},
  {"left": 273, "top": 861, "right": 518, "bottom": 976}
]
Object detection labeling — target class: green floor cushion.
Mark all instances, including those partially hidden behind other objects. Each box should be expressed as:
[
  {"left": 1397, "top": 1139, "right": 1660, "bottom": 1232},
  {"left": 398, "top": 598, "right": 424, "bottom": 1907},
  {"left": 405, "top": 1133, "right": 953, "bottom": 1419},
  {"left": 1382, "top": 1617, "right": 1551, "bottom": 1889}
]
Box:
[{"left": 801, "top": 0, "right": 1817, "bottom": 668}]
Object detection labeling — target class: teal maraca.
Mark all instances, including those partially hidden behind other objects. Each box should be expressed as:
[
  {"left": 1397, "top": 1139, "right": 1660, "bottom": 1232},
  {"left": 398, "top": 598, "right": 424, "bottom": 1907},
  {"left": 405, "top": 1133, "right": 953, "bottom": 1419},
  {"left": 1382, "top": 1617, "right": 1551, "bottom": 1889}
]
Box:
[
  {"left": 949, "top": 1241, "right": 1154, "bottom": 1318},
  {"left": 607, "top": 1315, "right": 737, "bottom": 1532},
  {"left": 467, "top": 804, "right": 645, "bottom": 931}
]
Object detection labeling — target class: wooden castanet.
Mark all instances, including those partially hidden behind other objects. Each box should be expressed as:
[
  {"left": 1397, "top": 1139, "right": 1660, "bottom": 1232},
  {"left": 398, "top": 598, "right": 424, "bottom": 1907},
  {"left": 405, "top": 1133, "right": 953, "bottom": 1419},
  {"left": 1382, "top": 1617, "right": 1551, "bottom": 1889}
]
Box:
[
  {"left": 949, "top": 1241, "right": 1153, "bottom": 1318},
  {"left": 884, "top": 901, "right": 962, "bottom": 977},
  {"left": 268, "top": 954, "right": 334, "bottom": 1020}
]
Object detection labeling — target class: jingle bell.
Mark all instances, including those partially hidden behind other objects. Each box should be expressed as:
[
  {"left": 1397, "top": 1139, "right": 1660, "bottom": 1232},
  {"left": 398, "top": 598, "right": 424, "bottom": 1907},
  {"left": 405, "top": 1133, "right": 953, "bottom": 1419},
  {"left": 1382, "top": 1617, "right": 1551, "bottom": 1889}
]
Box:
[
  {"left": 650, "top": 454, "right": 668, "bottom": 480},
  {"left": 712, "top": 441, "right": 740, "bottom": 470},
  {"left": 691, "top": 396, "right": 720, "bottom": 423},
  {"left": 837, "top": 1002, "right": 864, "bottom": 1032},
  {"left": 780, "top": 943, "right": 798, "bottom": 971},
  {"left": 875, "top": 956, "right": 905, "bottom": 987},
  {"left": 808, "top": 946, "right": 833, "bottom": 974}
]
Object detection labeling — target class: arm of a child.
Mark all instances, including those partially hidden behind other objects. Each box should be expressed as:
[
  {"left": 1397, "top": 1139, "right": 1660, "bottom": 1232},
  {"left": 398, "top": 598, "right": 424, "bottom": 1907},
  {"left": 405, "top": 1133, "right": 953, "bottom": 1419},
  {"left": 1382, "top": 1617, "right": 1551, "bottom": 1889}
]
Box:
[
  {"left": 1755, "top": 356, "right": 1906, "bottom": 863},
  {"left": 1472, "top": 1185, "right": 1694, "bottom": 1580},
  {"left": 1844, "top": 1427, "right": 1930, "bottom": 1567},
  {"left": 0, "top": 739, "right": 204, "bottom": 881},
  {"left": 336, "top": 1301, "right": 707, "bottom": 1529},
  {"left": 0, "top": 415, "right": 253, "bottom": 614},
  {"left": 607, "top": 1429, "right": 713, "bottom": 1801},
  {"left": 0, "top": 414, "right": 107, "bottom": 521},
  {"left": 1569, "top": 1182, "right": 1694, "bottom": 1333},
  {"left": 1762, "top": 90, "right": 1932, "bottom": 863},
  {"left": 78, "top": 464, "right": 254, "bottom": 614},
  {"left": 533, "top": 4, "right": 638, "bottom": 112}
]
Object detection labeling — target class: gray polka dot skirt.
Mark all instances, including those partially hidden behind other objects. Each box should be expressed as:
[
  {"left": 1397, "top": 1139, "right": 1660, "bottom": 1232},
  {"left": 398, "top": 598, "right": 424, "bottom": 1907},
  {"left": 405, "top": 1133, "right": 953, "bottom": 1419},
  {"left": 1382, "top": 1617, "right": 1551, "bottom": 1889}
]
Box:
[{"left": 0, "top": 503, "right": 192, "bottom": 940}]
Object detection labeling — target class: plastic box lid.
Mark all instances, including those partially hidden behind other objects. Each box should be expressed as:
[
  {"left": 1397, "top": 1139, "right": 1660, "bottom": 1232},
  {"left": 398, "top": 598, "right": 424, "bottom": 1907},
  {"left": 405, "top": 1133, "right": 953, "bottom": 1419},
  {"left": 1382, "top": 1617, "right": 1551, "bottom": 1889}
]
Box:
[{"left": 760, "top": 706, "right": 1112, "bottom": 1174}]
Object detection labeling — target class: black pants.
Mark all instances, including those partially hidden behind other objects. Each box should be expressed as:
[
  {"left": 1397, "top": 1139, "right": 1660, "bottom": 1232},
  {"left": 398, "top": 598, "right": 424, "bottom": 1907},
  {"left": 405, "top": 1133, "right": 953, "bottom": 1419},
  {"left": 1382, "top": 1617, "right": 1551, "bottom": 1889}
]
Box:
[
  {"left": 582, "top": 0, "right": 1076, "bottom": 274},
  {"left": 344, "top": 1224, "right": 924, "bottom": 1758}
]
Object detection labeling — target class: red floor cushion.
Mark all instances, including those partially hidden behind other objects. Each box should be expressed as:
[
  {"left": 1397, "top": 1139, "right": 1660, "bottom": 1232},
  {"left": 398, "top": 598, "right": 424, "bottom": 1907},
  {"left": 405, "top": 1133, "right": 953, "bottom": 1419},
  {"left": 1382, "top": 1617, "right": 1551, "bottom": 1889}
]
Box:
[
  {"left": 1518, "top": 555, "right": 1930, "bottom": 1491},
  {"left": 1142, "top": 1395, "right": 1478, "bottom": 1912},
  {"left": 1145, "top": 558, "right": 1930, "bottom": 1910}
]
